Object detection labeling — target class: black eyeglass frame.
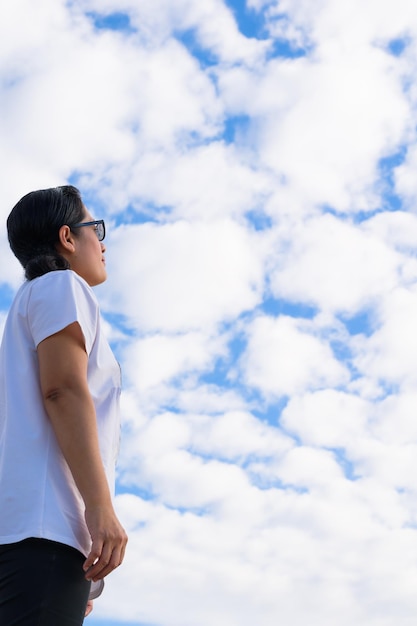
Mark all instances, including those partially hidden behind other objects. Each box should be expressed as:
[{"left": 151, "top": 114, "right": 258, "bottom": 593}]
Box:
[{"left": 71, "top": 219, "right": 106, "bottom": 241}]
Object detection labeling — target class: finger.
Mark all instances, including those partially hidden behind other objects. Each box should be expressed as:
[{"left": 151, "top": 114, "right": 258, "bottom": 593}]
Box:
[
  {"left": 90, "top": 545, "right": 123, "bottom": 581},
  {"left": 85, "top": 601, "right": 94, "bottom": 617},
  {"left": 99, "top": 535, "right": 128, "bottom": 578},
  {"left": 119, "top": 538, "right": 127, "bottom": 567},
  {"left": 83, "top": 540, "right": 104, "bottom": 574},
  {"left": 86, "top": 543, "right": 114, "bottom": 581}
]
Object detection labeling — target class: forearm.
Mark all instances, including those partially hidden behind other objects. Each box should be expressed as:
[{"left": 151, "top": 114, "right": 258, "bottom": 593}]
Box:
[
  {"left": 44, "top": 386, "right": 128, "bottom": 580},
  {"left": 43, "top": 387, "right": 113, "bottom": 510}
]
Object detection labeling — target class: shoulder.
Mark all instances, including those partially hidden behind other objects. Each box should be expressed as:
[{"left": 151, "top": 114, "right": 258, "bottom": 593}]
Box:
[
  {"left": 26, "top": 272, "right": 99, "bottom": 351},
  {"left": 31, "top": 269, "right": 90, "bottom": 290},
  {"left": 30, "top": 270, "right": 97, "bottom": 304}
]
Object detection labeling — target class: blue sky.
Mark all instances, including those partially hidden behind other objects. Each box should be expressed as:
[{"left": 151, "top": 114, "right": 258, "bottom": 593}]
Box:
[{"left": 2, "top": 1, "right": 417, "bottom": 625}]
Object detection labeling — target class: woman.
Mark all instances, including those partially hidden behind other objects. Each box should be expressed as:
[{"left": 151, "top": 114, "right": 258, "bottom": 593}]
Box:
[{"left": 0, "top": 185, "right": 128, "bottom": 624}]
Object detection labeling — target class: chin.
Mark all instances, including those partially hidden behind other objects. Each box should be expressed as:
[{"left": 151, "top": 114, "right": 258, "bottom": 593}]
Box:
[
  {"left": 86, "top": 272, "right": 107, "bottom": 287},
  {"left": 92, "top": 276, "right": 107, "bottom": 287}
]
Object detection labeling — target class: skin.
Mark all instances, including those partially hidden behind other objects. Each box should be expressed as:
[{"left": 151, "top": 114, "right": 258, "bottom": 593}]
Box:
[
  {"left": 58, "top": 210, "right": 108, "bottom": 287},
  {"left": 36, "top": 211, "right": 128, "bottom": 616},
  {"left": 85, "top": 600, "right": 94, "bottom": 618}
]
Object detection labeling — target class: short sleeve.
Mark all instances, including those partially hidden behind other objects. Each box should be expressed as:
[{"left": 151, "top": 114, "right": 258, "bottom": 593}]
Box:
[{"left": 28, "top": 271, "right": 98, "bottom": 354}]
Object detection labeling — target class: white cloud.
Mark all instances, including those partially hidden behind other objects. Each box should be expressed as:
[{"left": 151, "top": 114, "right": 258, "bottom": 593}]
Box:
[
  {"left": 119, "top": 410, "right": 256, "bottom": 511},
  {"left": 269, "top": 213, "right": 407, "bottom": 314},
  {"left": 352, "top": 287, "right": 417, "bottom": 389},
  {"left": 122, "top": 330, "right": 227, "bottom": 391},
  {"left": 277, "top": 445, "right": 345, "bottom": 487},
  {"left": 101, "top": 477, "right": 417, "bottom": 625},
  {"left": 3, "top": 1, "right": 417, "bottom": 625},
  {"left": 173, "top": 384, "right": 248, "bottom": 414},
  {"left": 395, "top": 142, "right": 417, "bottom": 206},
  {"left": 117, "top": 142, "right": 271, "bottom": 221},
  {"left": 219, "top": 0, "right": 411, "bottom": 214},
  {"left": 239, "top": 314, "right": 349, "bottom": 397},
  {"left": 259, "top": 50, "right": 407, "bottom": 212},
  {"left": 188, "top": 410, "right": 292, "bottom": 461},
  {"left": 253, "top": 0, "right": 417, "bottom": 49},
  {"left": 102, "top": 219, "right": 265, "bottom": 332},
  {"left": 364, "top": 210, "right": 417, "bottom": 254},
  {"left": 281, "top": 389, "right": 370, "bottom": 448},
  {"left": 119, "top": 39, "right": 222, "bottom": 148},
  {"left": 0, "top": 4, "right": 137, "bottom": 215},
  {"left": 75, "top": 0, "right": 269, "bottom": 63},
  {"left": 372, "top": 391, "right": 417, "bottom": 444}
]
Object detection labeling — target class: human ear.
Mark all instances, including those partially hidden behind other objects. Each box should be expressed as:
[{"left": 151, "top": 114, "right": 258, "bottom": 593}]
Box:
[{"left": 56, "top": 224, "right": 76, "bottom": 254}]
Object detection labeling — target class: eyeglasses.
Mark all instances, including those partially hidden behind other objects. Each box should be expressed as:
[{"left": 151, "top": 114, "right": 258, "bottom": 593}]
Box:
[{"left": 72, "top": 219, "right": 105, "bottom": 241}]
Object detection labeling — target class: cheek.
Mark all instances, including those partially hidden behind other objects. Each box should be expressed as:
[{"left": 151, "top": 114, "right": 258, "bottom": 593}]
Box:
[{"left": 88, "top": 239, "right": 101, "bottom": 256}]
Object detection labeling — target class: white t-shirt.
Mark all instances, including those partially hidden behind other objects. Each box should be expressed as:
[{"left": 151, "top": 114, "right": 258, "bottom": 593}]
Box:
[{"left": 0, "top": 270, "right": 121, "bottom": 587}]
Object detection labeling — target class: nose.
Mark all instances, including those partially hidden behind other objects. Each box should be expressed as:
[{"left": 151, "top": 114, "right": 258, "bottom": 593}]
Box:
[{"left": 101, "top": 242, "right": 106, "bottom": 253}]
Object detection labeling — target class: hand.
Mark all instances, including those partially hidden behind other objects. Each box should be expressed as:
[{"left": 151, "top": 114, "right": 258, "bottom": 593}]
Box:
[
  {"left": 85, "top": 600, "right": 94, "bottom": 617},
  {"left": 83, "top": 505, "right": 128, "bottom": 582}
]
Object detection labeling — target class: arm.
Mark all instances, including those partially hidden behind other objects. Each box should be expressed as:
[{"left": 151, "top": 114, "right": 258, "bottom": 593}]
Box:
[{"left": 37, "top": 321, "right": 128, "bottom": 583}]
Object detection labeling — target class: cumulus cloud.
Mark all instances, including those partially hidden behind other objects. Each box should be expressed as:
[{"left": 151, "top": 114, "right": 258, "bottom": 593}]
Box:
[
  {"left": 281, "top": 389, "right": 370, "bottom": 449},
  {"left": 75, "top": 0, "right": 269, "bottom": 63},
  {"left": 121, "top": 142, "right": 271, "bottom": 222},
  {"left": 3, "top": 0, "right": 417, "bottom": 625},
  {"left": 269, "top": 212, "right": 407, "bottom": 314},
  {"left": 123, "top": 330, "right": 228, "bottom": 391},
  {"left": 239, "top": 314, "right": 349, "bottom": 397},
  {"left": 101, "top": 218, "right": 265, "bottom": 332},
  {"left": 352, "top": 287, "right": 417, "bottom": 389}
]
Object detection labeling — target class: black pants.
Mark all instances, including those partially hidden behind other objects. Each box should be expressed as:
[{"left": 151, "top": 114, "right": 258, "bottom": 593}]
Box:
[{"left": 0, "top": 538, "right": 91, "bottom": 625}]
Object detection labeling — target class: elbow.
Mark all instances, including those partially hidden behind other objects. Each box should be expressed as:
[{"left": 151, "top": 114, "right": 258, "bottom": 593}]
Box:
[
  {"left": 42, "top": 381, "right": 88, "bottom": 405},
  {"left": 43, "top": 387, "right": 63, "bottom": 403},
  {"left": 42, "top": 385, "right": 70, "bottom": 404}
]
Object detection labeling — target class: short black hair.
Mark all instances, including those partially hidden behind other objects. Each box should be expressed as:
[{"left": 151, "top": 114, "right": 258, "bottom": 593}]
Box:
[{"left": 7, "top": 185, "right": 85, "bottom": 280}]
